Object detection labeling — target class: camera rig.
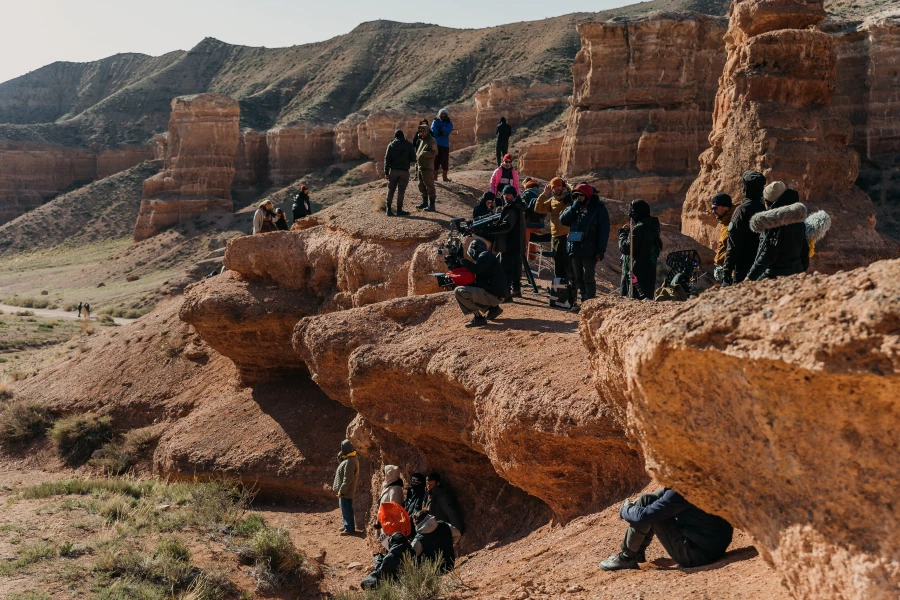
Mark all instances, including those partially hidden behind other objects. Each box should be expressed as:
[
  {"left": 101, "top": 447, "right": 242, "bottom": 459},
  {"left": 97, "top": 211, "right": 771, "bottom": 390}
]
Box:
[{"left": 432, "top": 214, "right": 502, "bottom": 288}]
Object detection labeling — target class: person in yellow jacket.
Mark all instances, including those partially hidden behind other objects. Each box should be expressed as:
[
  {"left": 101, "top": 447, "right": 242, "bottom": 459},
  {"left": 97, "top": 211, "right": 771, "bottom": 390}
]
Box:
[
  {"left": 535, "top": 177, "right": 575, "bottom": 280},
  {"left": 710, "top": 193, "right": 735, "bottom": 284}
]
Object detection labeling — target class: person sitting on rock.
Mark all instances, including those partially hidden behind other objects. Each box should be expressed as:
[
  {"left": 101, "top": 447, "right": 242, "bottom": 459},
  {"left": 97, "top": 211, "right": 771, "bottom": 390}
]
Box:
[
  {"left": 274, "top": 208, "right": 289, "bottom": 231},
  {"left": 709, "top": 192, "right": 735, "bottom": 284},
  {"left": 360, "top": 532, "right": 414, "bottom": 590},
  {"left": 559, "top": 183, "right": 610, "bottom": 312},
  {"left": 617, "top": 200, "right": 662, "bottom": 300},
  {"left": 378, "top": 465, "right": 405, "bottom": 507},
  {"left": 291, "top": 185, "right": 312, "bottom": 222},
  {"left": 425, "top": 473, "right": 464, "bottom": 535},
  {"left": 490, "top": 154, "right": 519, "bottom": 198},
  {"left": 746, "top": 182, "right": 809, "bottom": 280},
  {"left": 404, "top": 472, "right": 428, "bottom": 518},
  {"left": 724, "top": 170, "right": 767, "bottom": 283},
  {"left": 252, "top": 200, "right": 277, "bottom": 234},
  {"left": 473, "top": 192, "right": 495, "bottom": 220},
  {"left": 412, "top": 510, "right": 460, "bottom": 572},
  {"left": 483, "top": 185, "right": 527, "bottom": 301},
  {"left": 455, "top": 238, "right": 507, "bottom": 328},
  {"left": 333, "top": 439, "right": 359, "bottom": 536},
  {"left": 384, "top": 130, "right": 416, "bottom": 216},
  {"left": 600, "top": 487, "right": 734, "bottom": 571}
]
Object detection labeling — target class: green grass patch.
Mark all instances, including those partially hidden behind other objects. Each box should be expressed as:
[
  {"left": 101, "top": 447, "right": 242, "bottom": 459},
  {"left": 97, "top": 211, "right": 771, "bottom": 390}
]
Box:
[
  {"left": 0, "top": 541, "right": 56, "bottom": 576},
  {"left": 49, "top": 413, "right": 113, "bottom": 465},
  {"left": 336, "top": 555, "right": 454, "bottom": 600}
]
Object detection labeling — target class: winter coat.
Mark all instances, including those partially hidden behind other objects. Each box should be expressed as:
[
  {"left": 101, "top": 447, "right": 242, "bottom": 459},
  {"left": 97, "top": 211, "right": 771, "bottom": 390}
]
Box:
[
  {"left": 560, "top": 196, "right": 610, "bottom": 258},
  {"left": 621, "top": 489, "right": 733, "bottom": 562},
  {"left": 426, "top": 485, "right": 464, "bottom": 534},
  {"left": 431, "top": 118, "right": 454, "bottom": 148},
  {"left": 490, "top": 166, "right": 519, "bottom": 196},
  {"left": 713, "top": 205, "right": 736, "bottom": 267},
  {"left": 274, "top": 214, "right": 289, "bottom": 231},
  {"left": 292, "top": 192, "right": 312, "bottom": 220},
  {"left": 618, "top": 216, "right": 662, "bottom": 299},
  {"left": 484, "top": 198, "right": 526, "bottom": 255},
  {"left": 496, "top": 121, "right": 512, "bottom": 145},
  {"left": 466, "top": 248, "right": 508, "bottom": 300},
  {"left": 332, "top": 440, "right": 360, "bottom": 498},
  {"left": 725, "top": 197, "right": 765, "bottom": 282},
  {"left": 378, "top": 466, "right": 405, "bottom": 506},
  {"left": 521, "top": 186, "right": 544, "bottom": 227},
  {"left": 534, "top": 188, "right": 572, "bottom": 237},
  {"left": 473, "top": 199, "right": 494, "bottom": 220},
  {"left": 412, "top": 514, "right": 457, "bottom": 572},
  {"left": 747, "top": 192, "right": 809, "bottom": 280},
  {"left": 415, "top": 132, "right": 438, "bottom": 170},
  {"left": 404, "top": 483, "right": 428, "bottom": 517},
  {"left": 253, "top": 208, "right": 276, "bottom": 234},
  {"left": 384, "top": 138, "right": 416, "bottom": 173}
]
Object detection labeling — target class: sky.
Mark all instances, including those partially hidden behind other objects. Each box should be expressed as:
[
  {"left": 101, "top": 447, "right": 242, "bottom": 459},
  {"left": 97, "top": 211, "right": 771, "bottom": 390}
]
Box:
[{"left": 0, "top": 0, "right": 636, "bottom": 84}]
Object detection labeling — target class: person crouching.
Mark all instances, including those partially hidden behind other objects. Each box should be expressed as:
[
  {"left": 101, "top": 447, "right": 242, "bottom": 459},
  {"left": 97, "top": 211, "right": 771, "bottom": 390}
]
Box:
[{"left": 454, "top": 238, "right": 507, "bottom": 328}]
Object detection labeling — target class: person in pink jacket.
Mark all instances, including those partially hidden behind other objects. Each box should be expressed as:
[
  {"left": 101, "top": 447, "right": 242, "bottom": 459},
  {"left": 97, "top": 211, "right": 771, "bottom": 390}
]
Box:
[{"left": 490, "top": 154, "right": 519, "bottom": 199}]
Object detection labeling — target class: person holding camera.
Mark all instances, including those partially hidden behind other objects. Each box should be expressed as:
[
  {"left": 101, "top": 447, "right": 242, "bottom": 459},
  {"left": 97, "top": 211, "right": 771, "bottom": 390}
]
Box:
[
  {"left": 559, "top": 184, "right": 610, "bottom": 312},
  {"left": 454, "top": 238, "right": 507, "bottom": 328},
  {"left": 483, "top": 185, "right": 527, "bottom": 301}
]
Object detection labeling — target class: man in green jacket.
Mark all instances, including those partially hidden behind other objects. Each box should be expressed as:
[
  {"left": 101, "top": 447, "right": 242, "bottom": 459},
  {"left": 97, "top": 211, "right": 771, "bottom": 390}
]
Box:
[
  {"left": 333, "top": 439, "right": 360, "bottom": 535},
  {"left": 415, "top": 122, "right": 439, "bottom": 212}
]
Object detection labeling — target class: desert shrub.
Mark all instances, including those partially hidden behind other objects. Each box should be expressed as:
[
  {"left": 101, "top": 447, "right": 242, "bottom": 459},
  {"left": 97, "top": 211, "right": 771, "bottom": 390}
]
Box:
[
  {"left": 49, "top": 413, "right": 113, "bottom": 465},
  {"left": 95, "top": 490, "right": 139, "bottom": 523},
  {"left": 90, "top": 429, "right": 156, "bottom": 475},
  {"left": 20, "top": 478, "right": 150, "bottom": 500},
  {"left": 0, "top": 542, "right": 56, "bottom": 576},
  {"left": 0, "top": 400, "right": 52, "bottom": 449},
  {"left": 15, "top": 310, "right": 35, "bottom": 317},
  {"left": 335, "top": 556, "right": 452, "bottom": 600},
  {"left": 9, "top": 591, "right": 52, "bottom": 600},
  {"left": 0, "top": 379, "right": 13, "bottom": 400},
  {"left": 234, "top": 513, "right": 266, "bottom": 537},
  {"left": 236, "top": 525, "right": 307, "bottom": 590}
]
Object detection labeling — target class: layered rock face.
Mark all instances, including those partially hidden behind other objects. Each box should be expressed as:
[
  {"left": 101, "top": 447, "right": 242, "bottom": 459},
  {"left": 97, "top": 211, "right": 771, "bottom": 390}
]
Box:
[
  {"left": 294, "top": 293, "right": 646, "bottom": 545},
  {"left": 599, "top": 259, "right": 900, "bottom": 599},
  {"left": 134, "top": 94, "right": 239, "bottom": 241},
  {"left": 266, "top": 122, "right": 336, "bottom": 186},
  {"left": 559, "top": 14, "right": 727, "bottom": 206},
  {"left": 518, "top": 136, "right": 564, "bottom": 180},
  {"left": 473, "top": 78, "right": 570, "bottom": 141},
  {"left": 682, "top": 0, "right": 895, "bottom": 270},
  {"left": 232, "top": 128, "right": 269, "bottom": 190}
]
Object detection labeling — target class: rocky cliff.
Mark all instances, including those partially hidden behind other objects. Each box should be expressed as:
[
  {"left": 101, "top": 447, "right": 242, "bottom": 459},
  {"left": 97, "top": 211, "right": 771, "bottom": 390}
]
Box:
[
  {"left": 682, "top": 0, "right": 895, "bottom": 271},
  {"left": 133, "top": 94, "right": 239, "bottom": 241}
]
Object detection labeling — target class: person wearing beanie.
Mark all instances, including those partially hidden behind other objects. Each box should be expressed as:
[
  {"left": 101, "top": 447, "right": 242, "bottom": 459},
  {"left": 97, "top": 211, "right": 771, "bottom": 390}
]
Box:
[
  {"left": 383, "top": 129, "right": 416, "bottom": 216},
  {"left": 724, "top": 170, "right": 767, "bottom": 283},
  {"left": 291, "top": 185, "right": 312, "bottom": 222},
  {"left": 333, "top": 439, "right": 360, "bottom": 535},
  {"left": 536, "top": 177, "right": 575, "bottom": 282},
  {"left": 414, "top": 121, "right": 439, "bottom": 211},
  {"left": 746, "top": 184, "right": 809, "bottom": 280},
  {"left": 431, "top": 108, "right": 454, "bottom": 182},
  {"left": 473, "top": 192, "right": 496, "bottom": 220},
  {"left": 495, "top": 117, "right": 512, "bottom": 166},
  {"left": 709, "top": 192, "right": 735, "bottom": 283},
  {"left": 559, "top": 183, "right": 610, "bottom": 311},
  {"left": 483, "top": 184, "right": 527, "bottom": 301},
  {"left": 616, "top": 199, "right": 662, "bottom": 300},
  {"left": 490, "top": 154, "right": 519, "bottom": 198}
]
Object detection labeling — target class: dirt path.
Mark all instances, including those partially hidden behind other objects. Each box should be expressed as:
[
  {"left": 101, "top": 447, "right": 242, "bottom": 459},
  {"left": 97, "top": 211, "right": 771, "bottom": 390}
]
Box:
[{"left": 0, "top": 303, "right": 135, "bottom": 326}]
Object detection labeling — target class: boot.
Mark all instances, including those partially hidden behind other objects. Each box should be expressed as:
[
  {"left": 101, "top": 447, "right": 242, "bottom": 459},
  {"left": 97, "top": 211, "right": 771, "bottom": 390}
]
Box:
[
  {"left": 442, "top": 169, "right": 450, "bottom": 182},
  {"left": 599, "top": 552, "right": 639, "bottom": 571},
  {"left": 424, "top": 195, "right": 436, "bottom": 212},
  {"left": 416, "top": 195, "right": 428, "bottom": 210}
]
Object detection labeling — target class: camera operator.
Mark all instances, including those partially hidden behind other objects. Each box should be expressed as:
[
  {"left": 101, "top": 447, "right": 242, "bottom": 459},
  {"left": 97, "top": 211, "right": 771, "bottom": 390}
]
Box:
[
  {"left": 559, "top": 184, "right": 610, "bottom": 312},
  {"left": 483, "top": 185, "right": 527, "bottom": 301},
  {"left": 454, "top": 238, "right": 507, "bottom": 328}
]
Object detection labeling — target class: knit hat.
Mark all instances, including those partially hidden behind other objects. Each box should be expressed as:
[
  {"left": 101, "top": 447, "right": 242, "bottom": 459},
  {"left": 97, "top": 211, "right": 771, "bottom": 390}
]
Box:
[
  {"left": 629, "top": 199, "right": 651, "bottom": 220},
  {"left": 480, "top": 191, "right": 495, "bottom": 201},
  {"left": 438, "top": 108, "right": 449, "bottom": 117},
  {"left": 499, "top": 117, "right": 507, "bottom": 124},
  {"left": 711, "top": 192, "right": 733, "bottom": 208},
  {"left": 523, "top": 177, "right": 540, "bottom": 189},
  {"left": 763, "top": 181, "right": 786, "bottom": 204},
  {"left": 383, "top": 465, "right": 401, "bottom": 482},
  {"left": 502, "top": 185, "right": 517, "bottom": 196},
  {"left": 573, "top": 183, "right": 593, "bottom": 198},
  {"left": 394, "top": 130, "right": 405, "bottom": 140},
  {"left": 742, "top": 170, "right": 766, "bottom": 199},
  {"left": 550, "top": 177, "right": 565, "bottom": 188},
  {"left": 502, "top": 153, "right": 513, "bottom": 163}
]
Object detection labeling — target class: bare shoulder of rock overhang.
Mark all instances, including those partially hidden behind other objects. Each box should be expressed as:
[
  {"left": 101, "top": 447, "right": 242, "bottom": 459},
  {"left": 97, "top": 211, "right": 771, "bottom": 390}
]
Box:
[
  {"left": 293, "top": 292, "right": 647, "bottom": 523},
  {"left": 623, "top": 258, "right": 900, "bottom": 600}
]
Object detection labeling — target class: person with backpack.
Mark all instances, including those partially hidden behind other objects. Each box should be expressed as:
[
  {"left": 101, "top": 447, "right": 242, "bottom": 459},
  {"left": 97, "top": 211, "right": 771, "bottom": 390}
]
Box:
[
  {"left": 490, "top": 154, "right": 519, "bottom": 198},
  {"left": 332, "top": 439, "right": 360, "bottom": 535},
  {"left": 473, "top": 192, "right": 495, "bottom": 220},
  {"left": 431, "top": 108, "right": 454, "bottom": 182},
  {"left": 617, "top": 200, "right": 662, "bottom": 300},
  {"left": 495, "top": 117, "right": 512, "bottom": 166},
  {"left": 484, "top": 185, "right": 527, "bottom": 301},
  {"left": 746, "top": 182, "right": 810, "bottom": 280},
  {"left": 559, "top": 184, "right": 610, "bottom": 312},
  {"left": 425, "top": 473, "right": 464, "bottom": 534},
  {"left": 724, "top": 170, "right": 767, "bottom": 283},
  {"left": 384, "top": 130, "right": 416, "bottom": 216},
  {"left": 378, "top": 465, "right": 405, "bottom": 507},
  {"left": 411, "top": 510, "right": 460, "bottom": 572},
  {"left": 291, "top": 185, "right": 312, "bottom": 222},
  {"left": 535, "top": 178, "right": 575, "bottom": 281}
]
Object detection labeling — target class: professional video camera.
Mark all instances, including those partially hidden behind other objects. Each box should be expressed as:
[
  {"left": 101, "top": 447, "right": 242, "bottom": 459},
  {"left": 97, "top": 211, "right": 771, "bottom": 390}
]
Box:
[{"left": 431, "top": 214, "right": 501, "bottom": 289}]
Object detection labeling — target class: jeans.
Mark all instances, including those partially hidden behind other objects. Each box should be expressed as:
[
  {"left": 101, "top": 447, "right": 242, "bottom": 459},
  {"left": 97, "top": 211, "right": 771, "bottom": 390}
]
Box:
[
  {"left": 339, "top": 497, "right": 355, "bottom": 532},
  {"left": 571, "top": 254, "right": 597, "bottom": 301},
  {"left": 621, "top": 488, "right": 713, "bottom": 568},
  {"left": 387, "top": 170, "right": 410, "bottom": 210}
]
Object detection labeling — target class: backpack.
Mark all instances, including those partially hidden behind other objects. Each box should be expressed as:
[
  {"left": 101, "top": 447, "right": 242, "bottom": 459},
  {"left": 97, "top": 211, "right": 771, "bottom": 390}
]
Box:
[{"left": 378, "top": 502, "right": 412, "bottom": 537}]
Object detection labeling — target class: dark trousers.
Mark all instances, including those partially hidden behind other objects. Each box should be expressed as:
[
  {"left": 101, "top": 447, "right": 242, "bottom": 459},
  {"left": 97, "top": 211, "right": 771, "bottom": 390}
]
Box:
[
  {"left": 551, "top": 235, "right": 573, "bottom": 280},
  {"left": 387, "top": 169, "right": 410, "bottom": 210},
  {"left": 339, "top": 497, "right": 355, "bottom": 532},
  {"left": 500, "top": 251, "right": 522, "bottom": 294},
  {"left": 622, "top": 488, "right": 714, "bottom": 568},
  {"left": 496, "top": 143, "right": 508, "bottom": 166},
  {"left": 417, "top": 168, "right": 436, "bottom": 198},
  {"left": 434, "top": 146, "right": 450, "bottom": 171},
  {"left": 571, "top": 254, "right": 597, "bottom": 301}
]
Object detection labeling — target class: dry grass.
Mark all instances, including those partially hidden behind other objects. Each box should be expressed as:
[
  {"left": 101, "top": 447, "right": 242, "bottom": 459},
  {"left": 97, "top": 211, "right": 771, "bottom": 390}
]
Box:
[
  {"left": 0, "top": 399, "right": 53, "bottom": 449},
  {"left": 48, "top": 413, "right": 113, "bottom": 465}
]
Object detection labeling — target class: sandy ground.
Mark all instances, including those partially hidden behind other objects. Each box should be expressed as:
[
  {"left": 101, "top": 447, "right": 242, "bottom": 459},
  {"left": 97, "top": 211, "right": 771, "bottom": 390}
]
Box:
[{"left": 0, "top": 304, "right": 135, "bottom": 326}]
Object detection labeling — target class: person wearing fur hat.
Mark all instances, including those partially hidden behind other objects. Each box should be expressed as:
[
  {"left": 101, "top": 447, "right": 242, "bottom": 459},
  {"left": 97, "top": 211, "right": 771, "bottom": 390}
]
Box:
[
  {"left": 559, "top": 183, "right": 610, "bottom": 311},
  {"left": 746, "top": 182, "right": 810, "bottom": 280},
  {"left": 724, "top": 170, "right": 767, "bottom": 283},
  {"left": 431, "top": 108, "right": 454, "bottom": 182},
  {"left": 383, "top": 130, "right": 416, "bottom": 216},
  {"left": 490, "top": 154, "right": 519, "bottom": 198},
  {"left": 495, "top": 117, "right": 512, "bottom": 166},
  {"left": 710, "top": 192, "right": 735, "bottom": 283},
  {"left": 536, "top": 177, "right": 575, "bottom": 280},
  {"left": 617, "top": 199, "right": 662, "bottom": 300}
]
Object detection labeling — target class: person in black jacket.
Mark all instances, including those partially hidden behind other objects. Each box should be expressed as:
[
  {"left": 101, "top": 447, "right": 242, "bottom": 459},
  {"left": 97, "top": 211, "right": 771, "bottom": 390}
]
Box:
[
  {"left": 747, "top": 183, "right": 809, "bottom": 280},
  {"left": 495, "top": 117, "right": 512, "bottom": 166},
  {"left": 425, "top": 473, "right": 464, "bottom": 534},
  {"left": 404, "top": 473, "right": 428, "bottom": 518},
  {"left": 360, "top": 532, "right": 415, "bottom": 590},
  {"left": 473, "top": 193, "right": 495, "bottom": 220},
  {"left": 454, "top": 238, "right": 507, "bottom": 327},
  {"left": 618, "top": 200, "right": 662, "bottom": 300},
  {"left": 600, "top": 487, "right": 734, "bottom": 571},
  {"left": 384, "top": 130, "right": 416, "bottom": 216},
  {"left": 291, "top": 185, "right": 312, "bottom": 222},
  {"left": 412, "top": 510, "right": 460, "bottom": 573},
  {"left": 484, "top": 185, "right": 527, "bottom": 301},
  {"left": 559, "top": 183, "right": 610, "bottom": 312},
  {"left": 724, "top": 170, "right": 767, "bottom": 283},
  {"left": 274, "top": 208, "right": 289, "bottom": 230}
]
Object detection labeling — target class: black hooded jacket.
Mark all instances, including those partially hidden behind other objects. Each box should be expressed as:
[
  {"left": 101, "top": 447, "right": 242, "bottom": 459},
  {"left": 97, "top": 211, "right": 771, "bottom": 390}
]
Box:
[
  {"left": 292, "top": 191, "right": 311, "bottom": 220},
  {"left": 746, "top": 189, "right": 810, "bottom": 280},
  {"left": 496, "top": 118, "right": 512, "bottom": 146},
  {"left": 484, "top": 197, "right": 526, "bottom": 255},
  {"left": 412, "top": 515, "right": 456, "bottom": 572},
  {"left": 384, "top": 134, "right": 416, "bottom": 173},
  {"left": 725, "top": 172, "right": 767, "bottom": 282},
  {"left": 473, "top": 195, "right": 495, "bottom": 220},
  {"left": 618, "top": 205, "right": 662, "bottom": 299},
  {"left": 559, "top": 195, "right": 610, "bottom": 258},
  {"left": 404, "top": 475, "right": 428, "bottom": 517}
]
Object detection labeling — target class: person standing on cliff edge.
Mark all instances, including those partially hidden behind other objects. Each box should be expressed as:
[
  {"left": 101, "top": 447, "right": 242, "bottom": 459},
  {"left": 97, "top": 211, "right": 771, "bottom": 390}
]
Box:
[
  {"left": 495, "top": 117, "right": 512, "bottom": 166},
  {"left": 333, "top": 439, "right": 360, "bottom": 535},
  {"left": 383, "top": 130, "right": 416, "bottom": 217},
  {"left": 431, "top": 108, "right": 454, "bottom": 182}
]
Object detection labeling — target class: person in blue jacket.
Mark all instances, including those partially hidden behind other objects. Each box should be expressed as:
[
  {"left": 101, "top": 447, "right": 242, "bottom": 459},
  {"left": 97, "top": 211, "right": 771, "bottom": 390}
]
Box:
[
  {"left": 431, "top": 108, "right": 454, "bottom": 182},
  {"left": 600, "top": 487, "right": 733, "bottom": 571}
]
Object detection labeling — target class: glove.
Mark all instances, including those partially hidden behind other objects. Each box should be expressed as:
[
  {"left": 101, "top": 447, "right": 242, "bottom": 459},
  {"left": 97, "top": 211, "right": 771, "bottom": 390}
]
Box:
[{"left": 595, "top": 254, "right": 602, "bottom": 262}]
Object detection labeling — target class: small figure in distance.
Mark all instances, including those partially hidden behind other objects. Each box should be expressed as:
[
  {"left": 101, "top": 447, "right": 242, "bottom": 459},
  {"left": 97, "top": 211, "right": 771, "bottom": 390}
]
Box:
[
  {"left": 454, "top": 238, "right": 506, "bottom": 328},
  {"left": 600, "top": 487, "right": 733, "bottom": 571},
  {"left": 76, "top": 302, "right": 83, "bottom": 318},
  {"left": 473, "top": 192, "right": 495, "bottom": 220},
  {"left": 83, "top": 303, "right": 91, "bottom": 319},
  {"left": 495, "top": 117, "right": 512, "bottom": 166},
  {"left": 291, "top": 185, "right": 312, "bottom": 223},
  {"left": 383, "top": 130, "right": 416, "bottom": 217},
  {"left": 709, "top": 193, "right": 735, "bottom": 285},
  {"left": 431, "top": 108, "right": 454, "bottom": 182},
  {"left": 332, "top": 439, "right": 360, "bottom": 536},
  {"left": 274, "top": 208, "right": 289, "bottom": 231}
]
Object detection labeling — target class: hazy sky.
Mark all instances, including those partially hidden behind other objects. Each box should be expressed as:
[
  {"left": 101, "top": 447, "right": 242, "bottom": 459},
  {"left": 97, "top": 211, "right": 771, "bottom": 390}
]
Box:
[{"left": 0, "top": 0, "right": 637, "bottom": 85}]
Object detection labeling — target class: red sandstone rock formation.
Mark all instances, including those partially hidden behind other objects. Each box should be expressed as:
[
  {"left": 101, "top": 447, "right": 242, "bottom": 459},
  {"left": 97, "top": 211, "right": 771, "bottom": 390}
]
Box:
[
  {"left": 134, "top": 94, "right": 239, "bottom": 241},
  {"left": 266, "top": 122, "right": 336, "bottom": 186},
  {"left": 518, "top": 136, "right": 564, "bottom": 180},
  {"left": 592, "top": 258, "right": 899, "bottom": 599},
  {"left": 559, "top": 13, "right": 727, "bottom": 206},
  {"left": 473, "top": 78, "right": 570, "bottom": 141},
  {"left": 682, "top": 0, "right": 896, "bottom": 270},
  {"left": 233, "top": 128, "right": 269, "bottom": 190}
]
